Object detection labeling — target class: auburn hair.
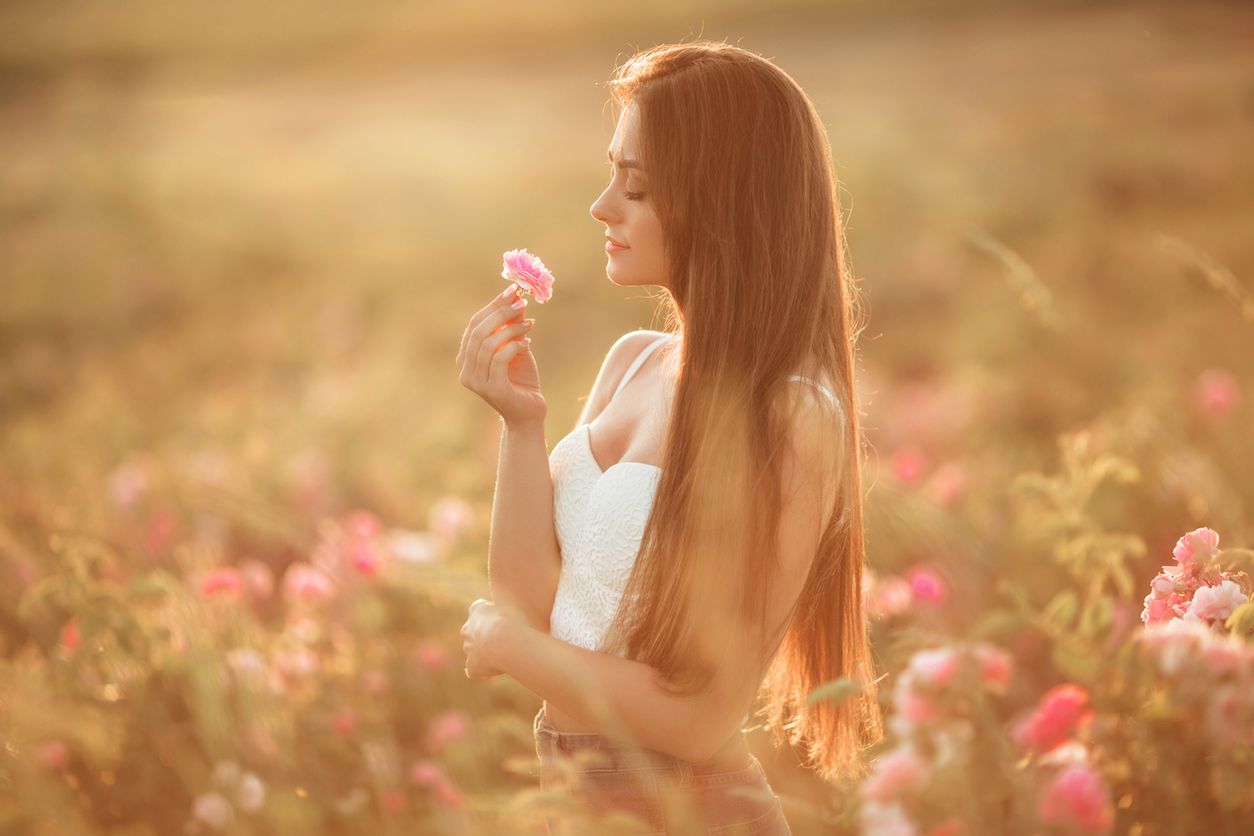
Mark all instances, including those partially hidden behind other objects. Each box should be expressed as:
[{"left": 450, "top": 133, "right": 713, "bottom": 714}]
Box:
[{"left": 594, "top": 40, "right": 883, "bottom": 782}]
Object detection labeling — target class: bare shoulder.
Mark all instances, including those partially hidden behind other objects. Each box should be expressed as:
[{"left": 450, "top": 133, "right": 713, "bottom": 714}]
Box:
[
  {"left": 780, "top": 378, "right": 848, "bottom": 503},
  {"left": 574, "top": 330, "right": 668, "bottom": 426}
]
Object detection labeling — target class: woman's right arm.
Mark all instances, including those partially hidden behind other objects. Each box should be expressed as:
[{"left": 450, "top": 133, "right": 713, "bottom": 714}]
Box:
[{"left": 483, "top": 325, "right": 655, "bottom": 634}]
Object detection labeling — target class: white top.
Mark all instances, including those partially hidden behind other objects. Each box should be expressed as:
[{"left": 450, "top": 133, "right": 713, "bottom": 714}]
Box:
[{"left": 547, "top": 332, "right": 843, "bottom": 656}]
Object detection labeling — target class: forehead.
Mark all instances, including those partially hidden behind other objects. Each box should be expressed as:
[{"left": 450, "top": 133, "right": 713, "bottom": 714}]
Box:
[{"left": 609, "top": 101, "right": 639, "bottom": 155}]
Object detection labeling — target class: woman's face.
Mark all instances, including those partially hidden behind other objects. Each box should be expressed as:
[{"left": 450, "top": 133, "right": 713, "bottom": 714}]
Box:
[{"left": 590, "top": 101, "right": 670, "bottom": 290}]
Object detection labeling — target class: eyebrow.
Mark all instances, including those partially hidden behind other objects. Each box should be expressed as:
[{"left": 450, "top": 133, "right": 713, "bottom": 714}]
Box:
[{"left": 607, "top": 148, "right": 643, "bottom": 170}]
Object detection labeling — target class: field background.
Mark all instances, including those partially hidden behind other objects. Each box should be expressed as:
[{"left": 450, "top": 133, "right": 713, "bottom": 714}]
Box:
[{"left": 2, "top": 0, "right": 1252, "bottom": 833}]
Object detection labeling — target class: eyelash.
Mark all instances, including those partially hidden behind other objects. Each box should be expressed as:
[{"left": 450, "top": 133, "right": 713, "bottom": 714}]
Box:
[{"left": 609, "top": 167, "right": 645, "bottom": 201}]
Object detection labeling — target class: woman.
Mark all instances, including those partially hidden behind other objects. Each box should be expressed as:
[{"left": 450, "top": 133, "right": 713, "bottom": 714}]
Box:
[{"left": 457, "top": 40, "right": 882, "bottom": 835}]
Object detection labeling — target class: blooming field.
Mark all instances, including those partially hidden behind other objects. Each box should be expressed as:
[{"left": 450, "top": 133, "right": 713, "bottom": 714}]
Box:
[{"left": 2, "top": 1, "right": 1253, "bottom": 834}]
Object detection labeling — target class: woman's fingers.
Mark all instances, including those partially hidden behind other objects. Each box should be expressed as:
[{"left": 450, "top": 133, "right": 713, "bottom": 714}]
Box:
[
  {"left": 458, "top": 286, "right": 526, "bottom": 377},
  {"left": 475, "top": 318, "right": 533, "bottom": 380},
  {"left": 487, "top": 334, "right": 531, "bottom": 387}
]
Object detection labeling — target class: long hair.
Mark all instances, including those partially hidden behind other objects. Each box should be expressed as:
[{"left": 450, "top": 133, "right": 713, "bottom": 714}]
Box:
[{"left": 594, "top": 40, "right": 883, "bottom": 782}]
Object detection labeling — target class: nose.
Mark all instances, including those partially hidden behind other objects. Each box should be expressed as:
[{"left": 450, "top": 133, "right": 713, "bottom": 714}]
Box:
[{"left": 589, "top": 181, "right": 616, "bottom": 225}]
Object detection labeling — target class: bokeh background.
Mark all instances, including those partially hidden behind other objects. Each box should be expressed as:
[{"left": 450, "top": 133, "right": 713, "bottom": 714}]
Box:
[{"left": 2, "top": 1, "right": 1252, "bottom": 834}]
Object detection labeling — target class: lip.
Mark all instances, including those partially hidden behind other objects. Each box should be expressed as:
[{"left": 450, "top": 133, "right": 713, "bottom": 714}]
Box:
[{"left": 605, "top": 235, "right": 629, "bottom": 252}]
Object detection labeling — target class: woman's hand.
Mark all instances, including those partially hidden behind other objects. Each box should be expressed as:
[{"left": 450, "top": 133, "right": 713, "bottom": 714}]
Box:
[
  {"left": 457, "top": 285, "right": 545, "bottom": 429},
  {"left": 459, "top": 597, "right": 526, "bottom": 681}
]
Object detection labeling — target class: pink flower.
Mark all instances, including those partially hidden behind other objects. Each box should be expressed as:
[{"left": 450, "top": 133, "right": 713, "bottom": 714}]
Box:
[
  {"left": 906, "top": 566, "right": 947, "bottom": 605},
  {"left": 860, "top": 745, "right": 931, "bottom": 802},
  {"left": 428, "top": 496, "right": 473, "bottom": 542},
  {"left": 239, "top": 560, "right": 275, "bottom": 600},
  {"left": 1172, "top": 527, "right": 1219, "bottom": 575},
  {"left": 891, "top": 447, "right": 927, "bottom": 484},
  {"left": 282, "top": 562, "right": 336, "bottom": 604},
  {"left": 414, "top": 640, "right": 450, "bottom": 673},
  {"left": 974, "top": 644, "right": 1014, "bottom": 693},
  {"left": 348, "top": 539, "right": 384, "bottom": 576},
  {"left": 923, "top": 461, "right": 968, "bottom": 507},
  {"left": 1140, "top": 590, "right": 1189, "bottom": 625},
  {"left": 867, "top": 575, "right": 914, "bottom": 620},
  {"left": 59, "top": 618, "right": 80, "bottom": 651},
  {"left": 426, "top": 709, "right": 471, "bottom": 752},
  {"left": 200, "top": 567, "right": 245, "bottom": 600},
  {"left": 409, "top": 759, "right": 467, "bottom": 810},
  {"left": 1193, "top": 369, "right": 1240, "bottom": 417},
  {"left": 1037, "top": 764, "right": 1114, "bottom": 835},
  {"left": 908, "top": 647, "right": 960, "bottom": 688},
  {"left": 501, "top": 248, "right": 555, "bottom": 303},
  {"left": 36, "top": 741, "right": 69, "bottom": 770},
  {"left": 329, "top": 709, "right": 358, "bottom": 738},
  {"left": 1184, "top": 580, "right": 1247, "bottom": 624},
  {"left": 362, "top": 669, "right": 390, "bottom": 696},
  {"left": 1014, "top": 685, "right": 1092, "bottom": 754},
  {"left": 345, "top": 509, "right": 382, "bottom": 540}
]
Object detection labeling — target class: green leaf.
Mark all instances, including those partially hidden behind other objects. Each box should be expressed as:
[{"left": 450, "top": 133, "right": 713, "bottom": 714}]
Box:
[
  {"left": 1225, "top": 601, "right": 1254, "bottom": 637},
  {"left": 1043, "top": 590, "right": 1079, "bottom": 631},
  {"left": 805, "top": 677, "right": 861, "bottom": 706}
]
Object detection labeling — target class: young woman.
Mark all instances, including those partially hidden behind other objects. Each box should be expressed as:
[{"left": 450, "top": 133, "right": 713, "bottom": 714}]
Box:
[{"left": 457, "top": 40, "right": 882, "bottom": 834}]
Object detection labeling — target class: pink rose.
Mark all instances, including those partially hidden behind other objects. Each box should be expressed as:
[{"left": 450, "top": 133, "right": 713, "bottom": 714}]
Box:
[
  {"left": 1172, "top": 527, "right": 1220, "bottom": 575},
  {"left": 906, "top": 566, "right": 947, "bottom": 605},
  {"left": 1014, "top": 684, "right": 1091, "bottom": 754},
  {"left": 428, "top": 496, "right": 473, "bottom": 542},
  {"left": 36, "top": 741, "right": 69, "bottom": 770},
  {"left": 414, "top": 640, "right": 450, "bottom": 673},
  {"left": 860, "top": 745, "right": 931, "bottom": 802},
  {"left": 908, "top": 647, "right": 960, "bottom": 688},
  {"left": 1184, "top": 580, "right": 1247, "bottom": 624},
  {"left": 59, "top": 618, "right": 80, "bottom": 651},
  {"left": 282, "top": 562, "right": 336, "bottom": 604},
  {"left": 329, "top": 709, "right": 358, "bottom": 738},
  {"left": 426, "top": 709, "right": 471, "bottom": 752},
  {"left": 1037, "top": 764, "right": 1114, "bottom": 835},
  {"left": 1140, "top": 590, "right": 1188, "bottom": 625},
  {"left": 501, "top": 248, "right": 555, "bottom": 303},
  {"left": 200, "top": 567, "right": 245, "bottom": 600},
  {"left": 1193, "top": 369, "right": 1240, "bottom": 417},
  {"left": 891, "top": 447, "right": 927, "bottom": 484},
  {"left": 974, "top": 643, "right": 1014, "bottom": 693},
  {"left": 867, "top": 574, "right": 913, "bottom": 620}
]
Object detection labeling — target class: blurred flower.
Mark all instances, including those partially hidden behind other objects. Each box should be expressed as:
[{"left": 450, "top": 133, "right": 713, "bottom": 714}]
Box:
[
  {"left": 1207, "top": 684, "right": 1254, "bottom": 748},
  {"left": 145, "top": 507, "right": 179, "bottom": 557},
  {"left": 192, "top": 792, "right": 235, "bottom": 831},
  {"left": 425, "top": 709, "right": 470, "bottom": 752},
  {"left": 501, "top": 247, "right": 555, "bottom": 303},
  {"left": 212, "top": 760, "right": 241, "bottom": 788},
  {"left": 282, "top": 562, "right": 336, "bottom": 605},
  {"left": 429, "top": 495, "right": 473, "bottom": 542},
  {"left": 272, "top": 646, "right": 319, "bottom": 680},
  {"left": 409, "top": 759, "right": 464, "bottom": 810},
  {"left": 346, "top": 509, "right": 382, "bottom": 540},
  {"left": 199, "top": 567, "right": 244, "bottom": 601},
  {"left": 107, "top": 458, "right": 150, "bottom": 509},
  {"left": 858, "top": 800, "right": 918, "bottom": 836},
  {"left": 329, "top": 709, "right": 358, "bottom": 738},
  {"left": 860, "top": 745, "right": 930, "bottom": 802},
  {"left": 332, "top": 787, "right": 370, "bottom": 816},
  {"left": 380, "top": 788, "right": 408, "bottom": 814},
  {"left": 35, "top": 741, "right": 69, "bottom": 770},
  {"left": 362, "top": 669, "right": 390, "bottom": 696},
  {"left": 1013, "top": 685, "right": 1092, "bottom": 755},
  {"left": 974, "top": 644, "right": 1014, "bottom": 693},
  {"left": 236, "top": 772, "right": 266, "bottom": 813},
  {"left": 891, "top": 447, "right": 928, "bottom": 484},
  {"left": 1172, "top": 527, "right": 1220, "bottom": 575},
  {"left": 239, "top": 560, "right": 275, "bottom": 600},
  {"left": 1183, "top": 579, "right": 1247, "bottom": 624},
  {"left": 866, "top": 573, "right": 913, "bottom": 620},
  {"left": 908, "top": 647, "right": 960, "bottom": 688},
  {"left": 905, "top": 566, "right": 947, "bottom": 605},
  {"left": 1193, "top": 368, "right": 1240, "bottom": 417},
  {"left": 1037, "top": 764, "right": 1113, "bottom": 835},
  {"left": 414, "top": 640, "right": 450, "bottom": 673},
  {"left": 386, "top": 529, "right": 442, "bottom": 565},
  {"left": 59, "top": 618, "right": 80, "bottom": 652},
  {"left": 923, "top": 461, "right": 968, "bottom": 507}
]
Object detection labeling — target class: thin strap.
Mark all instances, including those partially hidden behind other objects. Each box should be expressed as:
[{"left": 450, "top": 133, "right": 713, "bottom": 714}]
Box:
[
  {"left": 610, "top": 333, "right": 676, "bottom": 401},
  {"left": 786, "top": 374, "right": 843, "bottom": 420}
]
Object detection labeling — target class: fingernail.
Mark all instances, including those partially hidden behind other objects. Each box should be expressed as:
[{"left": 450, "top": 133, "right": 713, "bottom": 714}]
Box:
[
  {"left": 501, "top": 285, "right": 517, "bottom": 299},
  {"left": 511, "top": 298, "right": 526, "bottom": 310},
  {"left": 522, "top": 337, "right": 532, "bottom": 345}
]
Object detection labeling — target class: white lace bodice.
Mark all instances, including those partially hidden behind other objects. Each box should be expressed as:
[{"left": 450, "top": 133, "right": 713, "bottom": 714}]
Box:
[{"left": 547, "top": 332, "right": 842, "bottom": 656}]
